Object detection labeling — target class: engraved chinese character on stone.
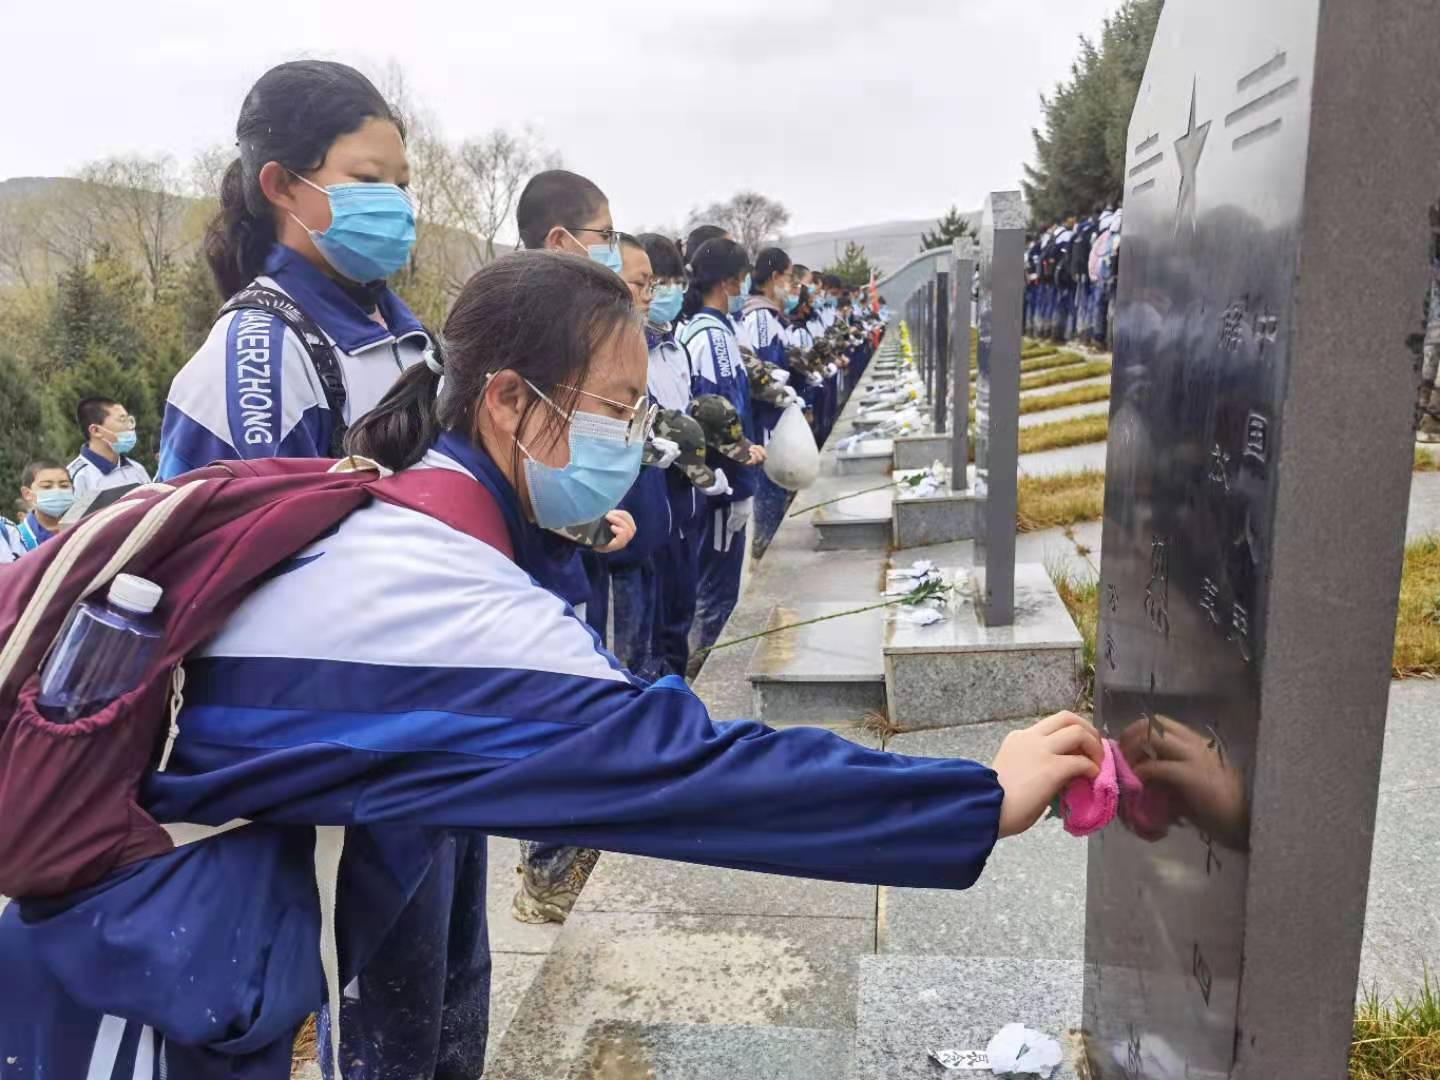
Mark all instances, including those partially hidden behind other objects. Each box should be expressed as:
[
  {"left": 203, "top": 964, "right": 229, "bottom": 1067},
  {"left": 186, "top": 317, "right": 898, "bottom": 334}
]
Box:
[
  {"left": 1219, "top": 296, "right": 1248, "bottom": 352},
  {"left": 1106, "top": 583, "right": 1120, "bottom": 614},
  {"left": 1228, "top": 601, "right": 1253, "bottom": 662},
  {"left": 1253, "top": 306, "right": 1279, "bottom": 355},
  {"left": 1208, "top": 444, "right": 1232, "bottom": 490},
  {"left": 1200, "top": 577, "right": 1223, "bottom": 624},
  {"left": 1145, "top": 537, "right": 1171, "bottom": 636},
  {"left": 1105, "top": 631, "right": 1118, "bottom": 671},
  {"left": 1202, "top": 831, "right": 1223, "bottom": 877},
  {"left": 1244, "top": 411, "right": 1269, "bottom": 466},
  {"left": 1192, "top": 942, "right": 1214, "bottom": 1007},
  {"left": 1126, "top": 1025, "right": 1144, "bottom": 1080}
]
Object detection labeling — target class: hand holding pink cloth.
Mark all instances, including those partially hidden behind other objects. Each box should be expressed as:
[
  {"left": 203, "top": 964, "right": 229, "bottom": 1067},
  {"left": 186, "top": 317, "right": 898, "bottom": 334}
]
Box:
[{"left": 1060, "top": 737, "right": 1144, "bottom": 837}]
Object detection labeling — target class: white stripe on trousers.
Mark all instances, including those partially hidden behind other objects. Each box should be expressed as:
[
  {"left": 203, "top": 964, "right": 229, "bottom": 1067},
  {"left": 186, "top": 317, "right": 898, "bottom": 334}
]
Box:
[{"left": 85, "top": 1014, "right": 126, "bottom": 1080}]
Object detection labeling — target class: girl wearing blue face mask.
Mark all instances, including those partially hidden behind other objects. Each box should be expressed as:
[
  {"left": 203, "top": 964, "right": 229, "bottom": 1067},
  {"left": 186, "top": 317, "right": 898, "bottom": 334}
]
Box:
[
  {"left": 0, "top": 250, "right": 1105, "bottom": 1080},
  {"left": 739, "top": 247, "right": 798, "bottom": 557},
  {"left": 678, "top": 238, "right": 767, "bottom": 659},
  {"left": 158, "top": 61, "right": 433, "bottom": 482}
]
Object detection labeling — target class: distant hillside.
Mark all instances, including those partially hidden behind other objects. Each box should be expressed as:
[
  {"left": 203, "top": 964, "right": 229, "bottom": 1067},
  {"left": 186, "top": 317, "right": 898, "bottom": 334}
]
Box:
[{"left": 781, "top": 213, "right": 981, "bottom": 278}]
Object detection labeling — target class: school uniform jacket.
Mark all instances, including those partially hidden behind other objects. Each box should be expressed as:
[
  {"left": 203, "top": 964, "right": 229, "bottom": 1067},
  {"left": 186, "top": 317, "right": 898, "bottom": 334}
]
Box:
[
  {"left": 67, "top": 447, "right": 152, "bottom": 502},
  {"left": 0, "top": 432, "right": 1003, "bottom": 1068},
  {"left": 156, "top": 244, "right": 432, "bottom": 480},
  {"left": 679, "top": 308, "right": 757, "bottom": 503}
]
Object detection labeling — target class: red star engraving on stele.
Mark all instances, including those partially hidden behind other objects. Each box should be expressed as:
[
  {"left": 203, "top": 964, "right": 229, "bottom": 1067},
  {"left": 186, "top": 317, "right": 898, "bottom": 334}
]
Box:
[{"left": 1173, "top": 80, "right": 1211, "bottom": 238}]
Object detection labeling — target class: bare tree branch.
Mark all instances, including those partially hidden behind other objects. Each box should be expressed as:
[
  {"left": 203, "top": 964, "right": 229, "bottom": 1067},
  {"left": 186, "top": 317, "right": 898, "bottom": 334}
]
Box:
[
  {"left": 76, "top": 155, "right": 187, "bottom": 300},
  {"left": 692, "top": 191, "right": 791, "bottom": 258}
]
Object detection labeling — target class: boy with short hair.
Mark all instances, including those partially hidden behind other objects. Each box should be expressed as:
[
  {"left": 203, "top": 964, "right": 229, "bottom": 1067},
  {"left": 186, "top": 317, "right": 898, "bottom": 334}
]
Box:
[
  {"left": 67, "top": 398, "right": 151, "bottom": 503},
  {"left": 16, "top": 460, "right": 74, "bottom": 551}
]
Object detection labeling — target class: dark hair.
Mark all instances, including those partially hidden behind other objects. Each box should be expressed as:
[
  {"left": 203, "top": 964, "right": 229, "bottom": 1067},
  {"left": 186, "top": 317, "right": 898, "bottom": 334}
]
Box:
[
  {"left": 751, "top": 247, "right": 792, "bottom": 291},
  {"left": 684, "top": 225, "right": 728, "bottom": 260},
  {"left": 516, "top": 170, "right": 608, "bottom": 250},
  {"left": 22, "top": 460, "right": 66, "bottom": 489},
  {"left": 878, "top": 295, "right": 887, "bottom": 304},
  {"left": 681, "top": 238, "right": 749, "bottom": 320},
  {"left": 76, "top": 397, "right": 119, "bottom": 440},
  {"left": 617, "top": 232, "right": 644, "bottom": 252},
  {"left": 638, "top": 233, "right": 684, "bottom": 278},
  {"left": 822, "top": 274, "right": 843, "bottom": 290},
  {"left": 206, "top": 61, "right": 404, "bottom": 299},
  {"left": 346, "top": 252, "right": 636, "bottom": 472},
  {"left": 791, "top": 263, "right": 810, "bottom": 279}
]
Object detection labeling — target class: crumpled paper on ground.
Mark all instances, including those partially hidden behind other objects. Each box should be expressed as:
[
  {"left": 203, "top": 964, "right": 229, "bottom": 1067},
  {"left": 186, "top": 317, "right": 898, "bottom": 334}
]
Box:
[{"left": 986, "top": 1023, "right": 1063, "bottom": 1077}]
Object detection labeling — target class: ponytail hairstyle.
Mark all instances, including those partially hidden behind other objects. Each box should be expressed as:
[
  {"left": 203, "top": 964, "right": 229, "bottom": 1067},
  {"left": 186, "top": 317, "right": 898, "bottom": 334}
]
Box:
[
  {"left": 206, "top": 61, "right": 404, "bottom": 299},
  {"left": 751, "top": 247, "right": 792, "bottom": 294},
  {"left": 681, "top": 238, "right": 750, "bottom": 320},
  {"left": 346, "top": 251, "right": 636, "bottom": 471}
]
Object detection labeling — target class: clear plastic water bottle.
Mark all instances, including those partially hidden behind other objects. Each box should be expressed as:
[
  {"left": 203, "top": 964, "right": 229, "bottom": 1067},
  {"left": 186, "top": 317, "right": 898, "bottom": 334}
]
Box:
[{"left": 36, "top": 574, "right": 164, "bottom": 724}]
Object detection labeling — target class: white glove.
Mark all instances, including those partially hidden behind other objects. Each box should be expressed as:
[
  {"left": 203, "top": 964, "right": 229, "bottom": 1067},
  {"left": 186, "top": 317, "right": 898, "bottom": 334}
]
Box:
[
  {"left": 703, "top": 467, "right": 732, "bottom": 497},
  {"left": 783, "top": 386, "right": 803, "bottom": 406},
  {"left": 649, "top": 436, "right": 681, "bottom": 469},
  {"left": 727, "top": 496, "right": 753, "bottom": 534},
  {"left": 825, "top": 362, "right": 838, "bottom": 376},
  {"left": 808, "top": 371, "right": 824, "bottom": 386},
  {"left": 769, "top": 369, "right": 791, "bottom": 386}
]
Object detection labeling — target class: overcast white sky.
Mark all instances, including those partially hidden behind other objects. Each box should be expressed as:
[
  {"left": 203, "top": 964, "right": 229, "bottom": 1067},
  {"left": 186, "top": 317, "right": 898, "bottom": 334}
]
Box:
[{"left": 3, "top": 0, "right": 1117, "bottom": 237}]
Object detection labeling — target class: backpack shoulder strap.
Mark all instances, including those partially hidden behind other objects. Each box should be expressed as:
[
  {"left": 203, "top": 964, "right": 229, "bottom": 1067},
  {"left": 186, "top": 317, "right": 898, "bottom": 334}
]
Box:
[
  {"left": 371, "top": 468, "right": 514, "bottom": 561},
  {"left": 219, "top": 285, "right": 349, "bottom": 457},
  {"left": 679, "top": 313, "right": 726, "bottom": 348}
]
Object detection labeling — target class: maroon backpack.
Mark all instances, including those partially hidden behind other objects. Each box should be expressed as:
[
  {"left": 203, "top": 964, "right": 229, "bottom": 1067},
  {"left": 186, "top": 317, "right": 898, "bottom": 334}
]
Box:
[{"left": 0, "top": 456, "right": 513, "bottom": 900}]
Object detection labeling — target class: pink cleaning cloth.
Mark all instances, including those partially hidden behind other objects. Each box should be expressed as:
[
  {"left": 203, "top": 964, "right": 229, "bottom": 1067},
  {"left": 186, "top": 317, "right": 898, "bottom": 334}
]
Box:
[
  {"left": 1115, "top": 749, "right": 1173, "bottom": 841},
  {"left": 1061, "top": 738, "right": 1142, "bottom": 837}
]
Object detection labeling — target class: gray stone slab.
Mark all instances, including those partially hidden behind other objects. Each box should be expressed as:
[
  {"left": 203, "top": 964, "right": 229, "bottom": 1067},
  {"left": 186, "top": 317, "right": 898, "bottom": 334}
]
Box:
[
  {"left": 569, "top": 1022, "right": 853, "bottom": 1080},
  {"left": 892, "top": 491, "right": 982, "bottom": 548},
  {"left": 1015, "top": 522, "right": 1103, "bottom": 584},
  {"left": 814, "top": 518, "right": 892, "bottom": 551},
  {"left": 748, "top": 603, "right": 885, "bottom": 682},
  {"left": 808, "top": 485, "right": 893, "bottom": 525},
  {"left": 1018, "top": 440, "right": 1109, "bottom": 478},
  {"left": 835, "top": 444, "right": 896, "bottom": 477},
  {"left": 894, "top": 434, "right": 952, "bottom": 470},
  {"left": 888, "top": 564, "right": 1084, "bottom": 654},
  {"left": 1405, "top": 471, "right": 1440, "bottom": 540},
  {"left": 486, "top": 836, "right": 565, "bottom": 955},
  {"left": 850, "top": 956, "right": 1084, "bottom": 1080},
  {"left": 487, "top": 952, "right": 547, "bottom": 1069},
  {"left": 1358, "top": 784, "right": 1440, "bottom": 1004},
  {"left": 487, "top": 911, "right": 874, "bottom": 1080},
  {"left": 752, "top": 679, "right": 887, "bottom": 729},
  {"left": 575, "top": 850, "right": 877, "bottom": 920}
]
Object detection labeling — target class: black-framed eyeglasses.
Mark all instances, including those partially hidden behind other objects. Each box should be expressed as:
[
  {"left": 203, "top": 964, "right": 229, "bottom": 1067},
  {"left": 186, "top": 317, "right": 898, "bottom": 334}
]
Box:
[{"left": 569, "top": 225, "right": 620, "bottom": 248}]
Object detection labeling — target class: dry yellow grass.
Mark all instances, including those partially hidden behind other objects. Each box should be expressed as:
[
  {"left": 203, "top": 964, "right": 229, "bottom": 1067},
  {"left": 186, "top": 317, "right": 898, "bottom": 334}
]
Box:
[
  {"left": 1018, "top": 413, "right": 1110, "bottom": 455},
  {"left": 1020, "top": 360, "right": 1112, "bottom": 392},
  {"left": 1350, "top": 974, "right": 1440, "bottom": 1079},
  {"left": 1017, "top": 470, "right": 1106, "bottom": 532},
  {"left": 1415, "top": 447, "right": 1438, "bottom": 472},
  {"left": 1391, "top": 538, "right": 1440, "bottom": 678},
  {"left": 1020, "top": 383, "right": 1112, "bottom": 416},
  {"left": 1052, "top": 571, "right": 1099, "bottom": 703}
]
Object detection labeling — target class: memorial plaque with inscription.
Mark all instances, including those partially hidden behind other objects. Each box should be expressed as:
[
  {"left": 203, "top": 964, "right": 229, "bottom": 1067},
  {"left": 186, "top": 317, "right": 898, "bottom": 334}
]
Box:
[
  {"left": 973, "top": 191, "right": 1024, "bottom": 625},
  {"left": 1083, "top": 3, "right": 1439, "bottom": 1078}
]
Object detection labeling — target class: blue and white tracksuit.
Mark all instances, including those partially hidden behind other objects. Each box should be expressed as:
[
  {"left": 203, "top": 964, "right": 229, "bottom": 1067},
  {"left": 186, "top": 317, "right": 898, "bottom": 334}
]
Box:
[
  {"left": 0, "top": 431, "right": 1006, "bottom": 1080},
  {"left": 156, "top": 244, "right": 431, "bottom": 480},
  {"left": 680, "top": 309, "right": 755, "bottom": 655},
  {"left": 0, "top": 519, "right": 25, "bottom": 564},
  {"left": 16, "top": 512, "right": 56, "bottom": 551},
  {"left": 607, "top": 324, "right": 704, "bottom": 680},
  {"left": 739, "top": 298, "right": 791, "bottom": 553},
  {"left": 153, "top": 240, "right": 480, "bottom": 1079},
  {"left": 67, "top": 447, "right": 152, "bottom": 502}
]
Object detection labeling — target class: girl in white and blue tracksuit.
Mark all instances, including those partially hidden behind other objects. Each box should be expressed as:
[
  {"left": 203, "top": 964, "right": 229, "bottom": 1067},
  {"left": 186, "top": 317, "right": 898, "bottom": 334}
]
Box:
[
  {"left": 739, "top": 247, "right": 796, "bottom": 554},
  {"left": 678, "top": 238, "right": 758, "bottom": 655},
  {"left": 0, "top": 253, "right": 1103, "bottom": 1080},
  {"left": 150, "top": 60, "right": 478, "bottom": 1079},
  {"left": 0, "top": 252, "right": 1102, "bottom": 1079}
]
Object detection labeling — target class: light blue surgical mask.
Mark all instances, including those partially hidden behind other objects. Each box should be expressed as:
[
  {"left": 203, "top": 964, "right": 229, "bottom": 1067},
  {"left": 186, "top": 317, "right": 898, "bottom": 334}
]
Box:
[
  {"left": 516, "top": 380, "right": 646, "bottom": 529},
  {"left": 291, "top": 173, "right": 416, "bottom": 283},
  {"left": 650, "top": 283, "right": 684, "bottom": 325},
  {"left": 783, "top": 290, "right": 800, "bottom": 314},
  {"left": 728, "top": 274, "right": 751, "bottom": 315},
  {"left": 567, "top": 230, "right": 623, "bottom": 275},
  {"left": 112, "top": 430, "right": 137, "bottom": 456},
  {"left": 35, "top": 490, "right": 75, "bottom": 518}
]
